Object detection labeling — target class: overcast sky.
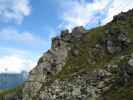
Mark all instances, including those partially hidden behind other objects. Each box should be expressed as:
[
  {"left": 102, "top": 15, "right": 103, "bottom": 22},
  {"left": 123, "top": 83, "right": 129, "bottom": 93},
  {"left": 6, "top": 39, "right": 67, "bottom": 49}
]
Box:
[{"left": 0, "top": 0, "right": 133, "bottom": 73}]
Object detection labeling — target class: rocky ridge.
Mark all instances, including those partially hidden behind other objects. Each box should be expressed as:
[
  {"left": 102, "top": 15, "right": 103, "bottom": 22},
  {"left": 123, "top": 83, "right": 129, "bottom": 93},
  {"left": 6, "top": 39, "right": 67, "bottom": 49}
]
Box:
[
  {"left": 23, "top": 26, "right": 87, "bottom": 100},
  {"left": 23, "top": 9, "right": 133, "bottom": 100}
]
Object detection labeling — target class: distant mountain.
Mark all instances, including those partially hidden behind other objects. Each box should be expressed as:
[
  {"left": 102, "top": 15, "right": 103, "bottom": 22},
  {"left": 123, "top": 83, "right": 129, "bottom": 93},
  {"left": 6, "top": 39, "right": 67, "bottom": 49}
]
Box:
[{"left": 0, "top": 71, "right": 28, "bottom": 90}]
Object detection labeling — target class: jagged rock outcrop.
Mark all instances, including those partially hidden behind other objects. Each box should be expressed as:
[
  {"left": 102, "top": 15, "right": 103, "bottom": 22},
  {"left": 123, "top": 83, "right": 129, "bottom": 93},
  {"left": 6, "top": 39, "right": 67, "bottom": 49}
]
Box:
[
  {"left": 23, "top": 26, "right": 87, "bottom": 100},
  {"left": 23, "top": 9, "right": 133, "bottom": 100}
]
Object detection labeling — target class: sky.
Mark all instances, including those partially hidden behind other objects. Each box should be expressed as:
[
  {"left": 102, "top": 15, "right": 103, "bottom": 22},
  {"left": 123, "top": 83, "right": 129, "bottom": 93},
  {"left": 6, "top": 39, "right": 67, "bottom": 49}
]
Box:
[{"left": 0, "top": 0, "right": 133, "bottom": 73}]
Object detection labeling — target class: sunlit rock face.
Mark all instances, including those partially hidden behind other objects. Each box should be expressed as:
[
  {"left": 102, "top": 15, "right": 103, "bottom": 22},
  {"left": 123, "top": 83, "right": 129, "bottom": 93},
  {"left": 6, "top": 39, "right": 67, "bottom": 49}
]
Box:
[
  {"left": 22, "top": 9, "right": 133, "bottom": 100},
  {"left": 23, "top": 26, "right": 87, "bottom": 100}
]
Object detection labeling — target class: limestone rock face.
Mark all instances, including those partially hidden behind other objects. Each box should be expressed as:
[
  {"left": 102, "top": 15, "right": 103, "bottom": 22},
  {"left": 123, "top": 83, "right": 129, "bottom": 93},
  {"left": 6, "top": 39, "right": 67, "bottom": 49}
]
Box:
[
  {"left": 23, "top": 46, "right": 70, "bottom": 99},
  {"left": 23, "top": 26, "right": 87, "bottom": 100},
  {"left": 22, "top": 9, "right": 133, "bottom": 100},
  {"left": 23, "top": 55, "right": 133, "bottom": 100}
]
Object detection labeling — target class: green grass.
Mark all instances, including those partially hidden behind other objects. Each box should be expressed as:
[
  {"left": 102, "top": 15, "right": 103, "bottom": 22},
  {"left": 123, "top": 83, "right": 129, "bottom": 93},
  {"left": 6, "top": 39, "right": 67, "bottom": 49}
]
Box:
[
  {"left": 104, "top": 81, "right": 133, "bottom": 100},
  {"left": 0, "top": 85, "right": 22, "bottom": 97}
]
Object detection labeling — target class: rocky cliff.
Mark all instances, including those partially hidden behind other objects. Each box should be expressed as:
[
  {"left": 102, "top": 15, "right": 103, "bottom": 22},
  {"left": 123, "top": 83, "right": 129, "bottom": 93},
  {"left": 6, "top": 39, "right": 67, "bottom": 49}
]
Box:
[{"left": 23, "top": 9, "right": 133, "bottom": 100}]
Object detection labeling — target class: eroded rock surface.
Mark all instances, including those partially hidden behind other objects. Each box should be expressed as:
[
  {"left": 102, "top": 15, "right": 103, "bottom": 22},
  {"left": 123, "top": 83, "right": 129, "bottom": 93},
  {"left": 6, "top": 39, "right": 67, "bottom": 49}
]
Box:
[
  {"left": 22, "top": 9, "right": 133, "bottom": 100},
  {"left": 23, "top": 26, "right": 87, "bottom": 100}
]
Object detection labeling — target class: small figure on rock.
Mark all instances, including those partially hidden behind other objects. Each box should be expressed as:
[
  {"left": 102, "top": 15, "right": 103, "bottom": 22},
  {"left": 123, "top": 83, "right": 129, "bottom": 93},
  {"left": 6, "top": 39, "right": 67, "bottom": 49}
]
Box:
[{"left": 52, "top": 36, "right": 61, "bottom": 48}]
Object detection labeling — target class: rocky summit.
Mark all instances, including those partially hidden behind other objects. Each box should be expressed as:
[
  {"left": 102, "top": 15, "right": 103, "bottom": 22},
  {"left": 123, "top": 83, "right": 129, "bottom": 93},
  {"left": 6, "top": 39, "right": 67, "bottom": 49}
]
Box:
[{"left": 21, "top": 9, "right": 133, "bottom": 100}]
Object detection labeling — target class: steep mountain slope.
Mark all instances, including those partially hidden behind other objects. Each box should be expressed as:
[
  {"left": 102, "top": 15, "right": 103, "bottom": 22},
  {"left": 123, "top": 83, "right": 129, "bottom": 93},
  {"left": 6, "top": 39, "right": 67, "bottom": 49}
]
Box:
[{"left": 23, "top": 9, "right": 133, "bottom": 100}]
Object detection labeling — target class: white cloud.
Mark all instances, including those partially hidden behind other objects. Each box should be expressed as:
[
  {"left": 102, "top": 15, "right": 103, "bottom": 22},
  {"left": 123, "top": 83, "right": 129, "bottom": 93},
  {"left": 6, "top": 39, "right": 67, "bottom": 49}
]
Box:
[
  {"left": 59, "top": 0, "right": 111, "bottom": 30},
  {"left": 0, "top": 27, "right": 48, "bottom": 73},
  {"left": 0, "top": 54, "right": 36, "bottom": 73},
  {"left": 0, "top": 47, "right": 41, "bottom": 73},
  {"left": 58, "top": 0, "right": 133, "bottom": 30},
  {"left": 0, "top": 28, "right": 45, "bottom": 47},
  {"left": 0, "top": 0, "right": 31, "bottom": 23}
]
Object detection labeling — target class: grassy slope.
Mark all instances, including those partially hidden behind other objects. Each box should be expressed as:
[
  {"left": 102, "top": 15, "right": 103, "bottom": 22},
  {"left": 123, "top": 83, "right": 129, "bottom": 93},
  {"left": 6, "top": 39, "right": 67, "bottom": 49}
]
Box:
[
  {"left": 0, "top": 85, "right": 22, "bottom": 98},
  {"left": 104, "top": 80, "right": 133, "bottom": 100},
  {"left": 56, "top": 11, "right": 133, "bottom": 99},
  {"left": 57, "top": 14, "right": 133, "bottom": 79}
]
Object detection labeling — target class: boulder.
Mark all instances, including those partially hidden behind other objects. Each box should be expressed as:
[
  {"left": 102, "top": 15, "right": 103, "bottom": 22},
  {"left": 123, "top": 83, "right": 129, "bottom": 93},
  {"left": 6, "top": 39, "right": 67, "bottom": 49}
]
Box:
[
  {"left": 61, "top": 29, "right": 69, "bottom": 38},
  {"left": 71, "top": 26, "right": 86, "bottom": 39},
  {"left": 113, "top": 12, "right": 127, "bottom": 22},
  {"left": 128, "top": 58, "right": 133, "bottom": 67},
  {"left": 126, "top": 58, "right": 133, "bottom": 75},
  {"left": 105, "top": 28, "right": 130, "bottom": 54}
]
